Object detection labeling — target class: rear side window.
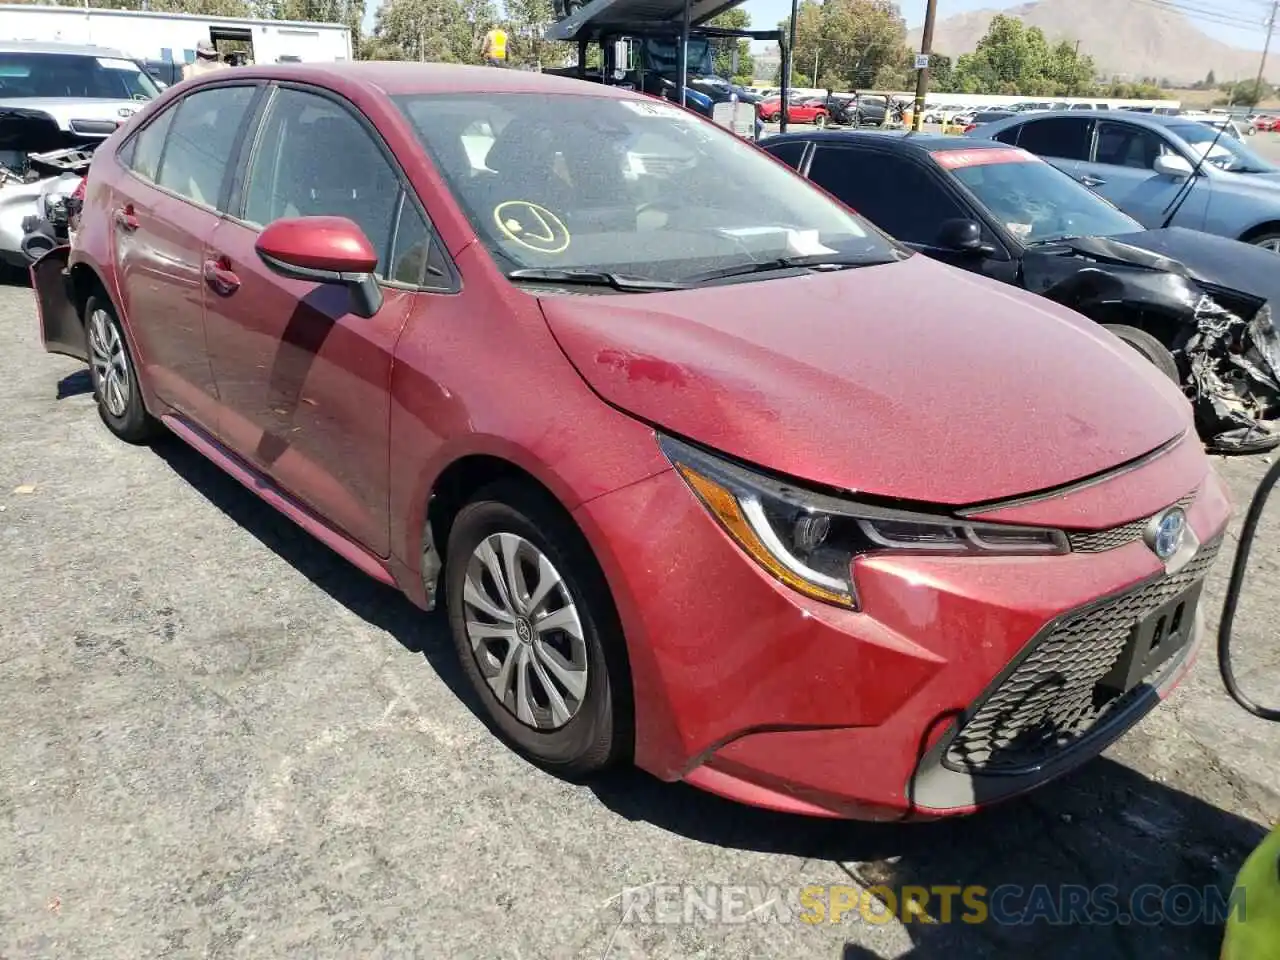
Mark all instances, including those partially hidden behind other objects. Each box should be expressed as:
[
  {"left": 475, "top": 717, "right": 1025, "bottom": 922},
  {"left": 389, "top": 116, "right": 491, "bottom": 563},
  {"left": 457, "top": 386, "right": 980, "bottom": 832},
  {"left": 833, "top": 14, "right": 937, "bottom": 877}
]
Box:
[
  {"left": 157, "top": 85, "right": 255, "bottom": 209},
  {"left": 1013, "top": 117, "right": 1094, "bottom": 161},
  {"left": 126, "top": 107, "right": 175, "bottom": 182},
  {"left": 761, "top": 140, "right": 807, "bottom": 170},
  {"left": 993, "top": 124, "right": 1020, "bottom": 145},
  {"left": 242, "top": 88, "right": 401, "bottom": 277},
  {"left": 806, "top": 145, "right": 966, "bottom": 245}
]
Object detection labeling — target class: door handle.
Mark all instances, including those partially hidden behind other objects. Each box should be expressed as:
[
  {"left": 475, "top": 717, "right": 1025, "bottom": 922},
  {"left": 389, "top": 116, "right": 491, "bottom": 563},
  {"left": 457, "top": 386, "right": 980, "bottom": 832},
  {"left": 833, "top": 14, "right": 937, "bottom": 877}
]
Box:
[
  {"left": 1080, "top": 175, "right": 1107, "bottom": 187},
  {"left": 203, "top": 256, "right": 240, "bottom": 296},
  {"left": 113, "top": 205, "right": 139, "bottom": 231}
]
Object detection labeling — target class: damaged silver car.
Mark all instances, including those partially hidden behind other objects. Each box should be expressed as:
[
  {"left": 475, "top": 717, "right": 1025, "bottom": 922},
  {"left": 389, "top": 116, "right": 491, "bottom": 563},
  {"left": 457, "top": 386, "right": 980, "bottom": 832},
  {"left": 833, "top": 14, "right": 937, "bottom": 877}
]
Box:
[
  {"left": 0, "top": 41, "right": 155, "bottom": 271},
  {"left": 760, "top": 131, "right": 1280, "bottom": 453}
]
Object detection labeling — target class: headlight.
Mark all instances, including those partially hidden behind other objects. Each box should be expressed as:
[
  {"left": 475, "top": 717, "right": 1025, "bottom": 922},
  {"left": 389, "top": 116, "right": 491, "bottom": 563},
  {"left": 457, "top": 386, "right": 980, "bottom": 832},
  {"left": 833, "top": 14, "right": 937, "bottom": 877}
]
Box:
[{"left": 659, "top": 434, "right": 1069, "bottom": 610}]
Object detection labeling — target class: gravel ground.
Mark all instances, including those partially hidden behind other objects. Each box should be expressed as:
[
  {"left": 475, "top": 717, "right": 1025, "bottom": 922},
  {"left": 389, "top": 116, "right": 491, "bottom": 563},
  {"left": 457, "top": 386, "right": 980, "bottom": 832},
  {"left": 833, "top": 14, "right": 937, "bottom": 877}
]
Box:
[{"left": 1, "top": 275, "right": 1279, "bottom": 960}]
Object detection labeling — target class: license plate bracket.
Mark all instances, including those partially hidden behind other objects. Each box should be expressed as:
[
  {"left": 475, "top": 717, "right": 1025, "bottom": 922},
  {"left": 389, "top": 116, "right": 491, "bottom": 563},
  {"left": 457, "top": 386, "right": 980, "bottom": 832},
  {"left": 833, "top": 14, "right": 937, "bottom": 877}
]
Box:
[{"left": 1097, "top": 582, "right": 1203, "bottom": 696}]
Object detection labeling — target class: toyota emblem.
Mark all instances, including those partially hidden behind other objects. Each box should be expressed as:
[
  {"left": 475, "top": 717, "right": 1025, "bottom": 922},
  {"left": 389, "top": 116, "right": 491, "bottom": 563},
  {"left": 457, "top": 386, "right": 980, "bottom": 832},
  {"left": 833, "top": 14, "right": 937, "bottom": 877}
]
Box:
[{"left": 1146, "top": 507, "right": 1187, "bottom": 562}]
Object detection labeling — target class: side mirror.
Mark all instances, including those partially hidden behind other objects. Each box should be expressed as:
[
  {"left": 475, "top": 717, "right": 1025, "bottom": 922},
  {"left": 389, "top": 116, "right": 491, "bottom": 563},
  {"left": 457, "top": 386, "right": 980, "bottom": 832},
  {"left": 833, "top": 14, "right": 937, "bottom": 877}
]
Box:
[
  {"left": 1154, "top": 153, "right": 1194, "bottom": 178},
  {"left": 937, "top": 217, "right": 995, "bottom": 256},
  {"left": 1219, "top": 457, "right": 1280, "bottom": 721},
  {"left": 255, "top": 216, "right": 383, "bottom": 319}
]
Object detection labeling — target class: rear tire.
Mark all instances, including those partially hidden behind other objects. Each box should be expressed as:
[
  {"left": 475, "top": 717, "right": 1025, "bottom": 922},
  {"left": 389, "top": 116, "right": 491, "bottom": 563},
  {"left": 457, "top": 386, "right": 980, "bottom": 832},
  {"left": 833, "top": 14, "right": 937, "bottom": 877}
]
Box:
[
  {"left": 1103, "top": 323, "right": 1180, "bottom": 383},
  {"left": 1246, "top": 231, "right": 1280, "bottom": 253},
  {"left": 84, "top": 294, "right": 159, "bottom": 444},
  {"left": 445, "top": 481, "right": 630, "bottom": 778}
]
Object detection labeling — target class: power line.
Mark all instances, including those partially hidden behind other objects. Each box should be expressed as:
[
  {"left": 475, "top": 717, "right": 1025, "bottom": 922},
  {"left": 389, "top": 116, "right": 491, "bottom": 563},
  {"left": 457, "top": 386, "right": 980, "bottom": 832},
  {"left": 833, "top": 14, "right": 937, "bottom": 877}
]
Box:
[{"left": 1121, "top": 0, "right": 1271, "bottom": 30}]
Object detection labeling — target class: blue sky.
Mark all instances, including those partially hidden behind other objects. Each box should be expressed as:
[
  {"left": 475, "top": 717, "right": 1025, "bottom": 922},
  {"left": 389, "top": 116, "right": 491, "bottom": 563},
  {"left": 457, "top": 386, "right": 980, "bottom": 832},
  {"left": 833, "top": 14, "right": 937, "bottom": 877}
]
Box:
[{"left": 363, "top": 0, "right": 1274, "bottom": 52}]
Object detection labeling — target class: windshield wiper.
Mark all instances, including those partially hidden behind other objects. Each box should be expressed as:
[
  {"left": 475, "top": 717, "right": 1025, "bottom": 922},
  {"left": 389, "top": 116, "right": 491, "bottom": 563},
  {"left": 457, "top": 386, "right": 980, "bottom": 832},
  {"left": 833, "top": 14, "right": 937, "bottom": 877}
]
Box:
[
  {"left": 688, "top": 253, "right": 894, "bottom": 284},
  {"left": 506, "top": 268, "right": 688, "bottom": 292}
]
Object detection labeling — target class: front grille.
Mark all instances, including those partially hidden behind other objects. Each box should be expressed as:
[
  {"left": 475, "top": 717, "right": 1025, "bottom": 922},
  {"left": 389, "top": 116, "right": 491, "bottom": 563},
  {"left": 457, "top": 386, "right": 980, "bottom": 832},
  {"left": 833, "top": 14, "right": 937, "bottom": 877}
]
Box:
[
  {"left": 1067, "top": 491, "right": 1198, "bottom": 553},
  {"left": 944, "top": 536, "right": 1222, "bottom": 775}
]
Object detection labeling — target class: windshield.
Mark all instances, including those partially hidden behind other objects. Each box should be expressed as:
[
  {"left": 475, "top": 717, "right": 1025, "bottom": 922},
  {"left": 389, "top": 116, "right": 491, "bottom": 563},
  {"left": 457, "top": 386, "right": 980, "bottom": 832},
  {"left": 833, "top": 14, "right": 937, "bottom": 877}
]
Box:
[
  {"left": 641, "top": 38, "right": 714, "bottom": 76},
  {"left": 1167, "top": 122, "right": 1277, "bottom": 173},
  {"left": 943, "top": 150, "right": 1141, "bottom": 244},
  {"left": 0, "top": 52, "right": 159, "bottom": 100},
  {"left": 395, "top": 93, "right": 898, "bottom": 285}
]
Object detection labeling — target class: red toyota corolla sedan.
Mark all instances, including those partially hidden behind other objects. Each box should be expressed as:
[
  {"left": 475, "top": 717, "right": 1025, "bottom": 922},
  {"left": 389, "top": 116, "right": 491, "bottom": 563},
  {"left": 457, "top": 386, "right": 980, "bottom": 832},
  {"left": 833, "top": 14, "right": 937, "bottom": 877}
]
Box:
[{"left": 32, "top": 63, "right": 1231, "bottom": 820}]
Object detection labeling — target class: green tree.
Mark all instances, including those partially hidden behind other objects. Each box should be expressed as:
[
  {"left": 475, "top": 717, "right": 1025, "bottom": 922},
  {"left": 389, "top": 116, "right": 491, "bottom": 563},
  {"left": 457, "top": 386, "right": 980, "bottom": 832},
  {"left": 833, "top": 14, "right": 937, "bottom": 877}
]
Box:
[
  {"left": 370, "top": 0, "right": 495, "bottom": 63},
  {"left": 781, "top": 0, "right": 907, "bottom": 91},
  {"left": 707, "top": 8, "right": 754, "bottom": 82},
  {"left": 1205, "top": 68, "right": 1216, "bottom": 88},
  {"left": 951, "top": 13, "right": 1102, "bottom": 96},
  {"left": 502, "top": 0, "right": 571, "bottom": 69},
  {"left": 1219, "top": 79, "right": 1273, "bottom": 106}
]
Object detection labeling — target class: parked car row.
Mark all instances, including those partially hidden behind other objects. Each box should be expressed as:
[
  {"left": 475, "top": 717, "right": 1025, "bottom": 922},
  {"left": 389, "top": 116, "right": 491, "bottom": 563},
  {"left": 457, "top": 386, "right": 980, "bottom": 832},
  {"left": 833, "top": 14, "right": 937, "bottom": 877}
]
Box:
[
  {"left": 761, "top": 127, "right": 1280, "bottom": 453},
  {"left": 27, "top": 62, "right": 1237, "bottom": 825}
]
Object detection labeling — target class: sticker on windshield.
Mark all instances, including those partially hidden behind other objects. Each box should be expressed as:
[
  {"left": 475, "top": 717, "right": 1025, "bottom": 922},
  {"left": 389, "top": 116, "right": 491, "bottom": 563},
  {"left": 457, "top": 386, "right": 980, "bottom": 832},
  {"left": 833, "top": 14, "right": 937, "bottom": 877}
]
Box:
[
  {"left": 619, "top": 99, "right": 692, "bottom": 120},
  {"left": 493, "top": 201, "right": 570, "bottom": 254},
  {"left": 97, "top": 57, "right": 142, "bottom": 72},
  {"left": 1006, "top": 222, "right": 1033, "bottom": 239},
  {"left": 933, "top": 148, "right": 1039, "bottom": 169}
]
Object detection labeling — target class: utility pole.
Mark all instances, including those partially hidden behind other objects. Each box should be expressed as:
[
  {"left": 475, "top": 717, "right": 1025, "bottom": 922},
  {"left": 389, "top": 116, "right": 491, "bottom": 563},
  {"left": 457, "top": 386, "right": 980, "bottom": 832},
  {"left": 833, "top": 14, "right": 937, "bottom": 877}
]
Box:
[
  {"left": 1252, "top": 0, "right": 1278, "bottom": 110},
  {"left": 911, "top": 0, "right": 938, "bottom": 132}
]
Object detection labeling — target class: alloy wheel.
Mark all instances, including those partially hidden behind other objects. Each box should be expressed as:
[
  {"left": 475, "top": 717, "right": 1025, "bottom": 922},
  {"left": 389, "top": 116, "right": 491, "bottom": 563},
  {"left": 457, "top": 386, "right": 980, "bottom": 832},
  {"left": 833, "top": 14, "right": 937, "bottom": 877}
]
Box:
[
  {"left": 88, "top": 307, "right": 130, "bottom": 418},
  {"left": 1255, "top": 237, "right": 1280, "bottom": 253},
  {"left": 462, "top": 532, "right": 588, "bottom": 730}
]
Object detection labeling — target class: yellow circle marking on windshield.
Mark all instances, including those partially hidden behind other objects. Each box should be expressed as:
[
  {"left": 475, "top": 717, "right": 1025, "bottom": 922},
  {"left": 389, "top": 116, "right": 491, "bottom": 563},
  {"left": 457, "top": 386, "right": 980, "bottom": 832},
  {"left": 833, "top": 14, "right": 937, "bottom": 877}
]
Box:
[{"left": 493, "top": 201, "right": 570, "bottom": 254}]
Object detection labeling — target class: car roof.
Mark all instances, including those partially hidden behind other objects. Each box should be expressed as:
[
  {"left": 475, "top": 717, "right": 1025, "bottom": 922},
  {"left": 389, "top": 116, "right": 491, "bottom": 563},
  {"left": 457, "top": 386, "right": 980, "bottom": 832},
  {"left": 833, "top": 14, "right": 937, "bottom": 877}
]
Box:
[
  {"left": 762, "top": 128, "right": 1021, "bottom": 156},
  {"left": 0, "top": 40, "right": 132, "bottom": 58},
  {"left": 186, "top": 61, "right": 651, "bottom": 100},
  {"left": 978, "top": 108, "right": 1199, "bottom": 132}
]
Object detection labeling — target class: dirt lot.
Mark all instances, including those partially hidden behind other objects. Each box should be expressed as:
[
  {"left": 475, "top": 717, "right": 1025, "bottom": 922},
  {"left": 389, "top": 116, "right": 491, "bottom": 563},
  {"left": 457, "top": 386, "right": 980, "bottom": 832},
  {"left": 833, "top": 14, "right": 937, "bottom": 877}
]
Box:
[{"left": 1, "top": 275, "right": 1279, "bottom": 959}]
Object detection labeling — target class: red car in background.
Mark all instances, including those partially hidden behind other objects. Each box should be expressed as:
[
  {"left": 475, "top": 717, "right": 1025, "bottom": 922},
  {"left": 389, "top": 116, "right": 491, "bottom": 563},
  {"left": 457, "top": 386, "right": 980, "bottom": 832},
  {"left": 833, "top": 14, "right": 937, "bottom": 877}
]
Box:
[
  {"left": 1254, "top": 115, "right": 1279, "bottom": 132},
  {"left": 758, "top": 95, "right": 830, "bottom": 125},
  {"left": 33, "top": 63, "right": 1229, "bottom": 821}
]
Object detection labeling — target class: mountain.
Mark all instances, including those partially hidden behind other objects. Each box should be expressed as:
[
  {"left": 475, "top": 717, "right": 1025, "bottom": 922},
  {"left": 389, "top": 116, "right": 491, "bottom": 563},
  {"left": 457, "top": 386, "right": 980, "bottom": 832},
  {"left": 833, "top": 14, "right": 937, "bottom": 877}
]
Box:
[{"left": 906, "top": 0, "right": 1277, "bottom": 86}]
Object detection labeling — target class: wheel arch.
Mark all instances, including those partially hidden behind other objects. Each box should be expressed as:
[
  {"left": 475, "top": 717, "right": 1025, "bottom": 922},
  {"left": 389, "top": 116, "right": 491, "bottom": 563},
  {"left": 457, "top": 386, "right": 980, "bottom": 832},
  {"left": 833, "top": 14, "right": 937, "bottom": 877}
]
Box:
[{"left": 1238, "top": 220, "right": 1280, "bottom": 245}]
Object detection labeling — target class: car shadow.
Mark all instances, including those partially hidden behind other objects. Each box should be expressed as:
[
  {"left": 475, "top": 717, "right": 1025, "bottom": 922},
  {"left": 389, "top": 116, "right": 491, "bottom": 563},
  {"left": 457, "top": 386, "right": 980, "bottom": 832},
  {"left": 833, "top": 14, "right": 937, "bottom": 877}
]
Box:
[
  {"left": 56, "top": 368, "right": 92, "bottom": 399},
  {"left": 148, "top": 433, "right": 481, "bottom": 717},
  {"left": 148, "top": 432, "right": 1267, "bottom": 960}
]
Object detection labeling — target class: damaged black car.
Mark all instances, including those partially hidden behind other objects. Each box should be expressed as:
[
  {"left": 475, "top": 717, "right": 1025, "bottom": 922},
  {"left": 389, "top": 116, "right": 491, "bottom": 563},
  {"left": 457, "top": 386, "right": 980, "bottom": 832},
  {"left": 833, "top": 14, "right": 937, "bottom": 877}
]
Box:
[{"left": 761, "top": 130, "right": 1280, "bottom": 453}]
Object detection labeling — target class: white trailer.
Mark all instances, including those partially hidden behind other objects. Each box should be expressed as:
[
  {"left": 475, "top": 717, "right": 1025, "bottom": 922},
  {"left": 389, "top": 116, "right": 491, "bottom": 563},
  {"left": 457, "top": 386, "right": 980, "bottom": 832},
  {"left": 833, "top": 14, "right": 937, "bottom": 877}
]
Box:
[{"left": 0, "top": 4, "right": 352, "bottom": 67}]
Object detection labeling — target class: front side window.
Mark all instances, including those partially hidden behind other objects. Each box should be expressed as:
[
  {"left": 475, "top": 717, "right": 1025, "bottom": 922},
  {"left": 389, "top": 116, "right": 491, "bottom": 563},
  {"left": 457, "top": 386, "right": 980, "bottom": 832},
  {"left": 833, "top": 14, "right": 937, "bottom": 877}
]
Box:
[
  {"left": 157, "top": 85, "right": 255, "bottom": 208},
  {"left": 761, "top": 140, "right": 807, "bottom": 170},
  {"left": 1093, "top": 121, "right": 1165, "bottom": 169},
  {"left": 243, "top": 87, "right": 401, "bottom": 276},
  {"left": 807, "top": 146, "right": 966, "bottom": 244},
  {"left": 942, "top": 150, "right": 1141, "bottom": 244},
  {"left": 1014, "top": 117, "right": 1094, "bottom": 161},
  {"left": 0, "top": 52, "right": 159, "bottom": 100},
  {"left": 395, "top": 92, "right": 897, "bottom": 285}
]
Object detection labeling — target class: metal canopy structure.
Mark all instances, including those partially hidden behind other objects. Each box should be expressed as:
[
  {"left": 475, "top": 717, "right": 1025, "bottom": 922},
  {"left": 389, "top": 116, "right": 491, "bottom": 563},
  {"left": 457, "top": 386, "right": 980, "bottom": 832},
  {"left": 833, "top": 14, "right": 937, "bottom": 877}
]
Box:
[
  {"left": 545, "top": 0, "right": 748, "bottom": 42},
  {"left": 543, "top": 0, "right": 794, "bottom": 132}
]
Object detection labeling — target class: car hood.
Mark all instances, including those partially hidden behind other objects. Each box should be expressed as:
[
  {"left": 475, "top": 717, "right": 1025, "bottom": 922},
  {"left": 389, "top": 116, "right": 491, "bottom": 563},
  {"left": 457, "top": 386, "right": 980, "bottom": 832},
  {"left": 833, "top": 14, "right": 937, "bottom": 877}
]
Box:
[
  {"left": 1068, "top": 228, "right": 1280, "bottom": 306},
  {"left": 539, "top": 254, "right": 1191, "bottom": 505}
]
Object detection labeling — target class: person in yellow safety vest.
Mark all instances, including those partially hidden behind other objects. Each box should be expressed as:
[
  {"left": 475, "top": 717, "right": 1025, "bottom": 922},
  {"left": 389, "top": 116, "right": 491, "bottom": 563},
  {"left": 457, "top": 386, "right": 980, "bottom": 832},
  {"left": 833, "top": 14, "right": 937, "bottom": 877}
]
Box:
[
  {"left": 1221, "top": 823, "right": 1280, "bottom": 960},
  {"left": 481, "top": 27, "right": 508, "bottom": 67}
]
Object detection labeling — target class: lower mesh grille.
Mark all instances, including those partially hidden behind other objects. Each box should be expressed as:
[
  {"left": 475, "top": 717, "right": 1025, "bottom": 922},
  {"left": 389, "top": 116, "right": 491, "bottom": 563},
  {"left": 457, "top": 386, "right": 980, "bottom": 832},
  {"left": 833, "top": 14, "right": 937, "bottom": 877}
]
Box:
[{"left": 944, "top": 537, "right": 1222, "bottom": 775}]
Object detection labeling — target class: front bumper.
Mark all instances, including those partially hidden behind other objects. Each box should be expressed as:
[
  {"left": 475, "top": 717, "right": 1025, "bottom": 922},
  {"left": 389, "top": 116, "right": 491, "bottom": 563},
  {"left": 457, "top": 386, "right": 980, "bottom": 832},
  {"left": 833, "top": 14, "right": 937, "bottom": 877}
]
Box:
[{"left": 574, "top": 457, "right": 1231, "bottom": 821}]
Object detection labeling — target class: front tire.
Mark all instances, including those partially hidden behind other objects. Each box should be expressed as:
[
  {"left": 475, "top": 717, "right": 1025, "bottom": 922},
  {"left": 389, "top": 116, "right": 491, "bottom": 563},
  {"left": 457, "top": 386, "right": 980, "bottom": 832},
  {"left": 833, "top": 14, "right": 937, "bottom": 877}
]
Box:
[
  {"left": 84, "top": 294, "right": 158, "bottom": 444},
  {"left": 1246, "top": 231, "right": 1280, "bottom": 253},
  {"left": 445, "top": 481, "right": 629, "bottom": 777},
  {"left": 1103, "top": 323, "right": 1180, "bottom": 383}
]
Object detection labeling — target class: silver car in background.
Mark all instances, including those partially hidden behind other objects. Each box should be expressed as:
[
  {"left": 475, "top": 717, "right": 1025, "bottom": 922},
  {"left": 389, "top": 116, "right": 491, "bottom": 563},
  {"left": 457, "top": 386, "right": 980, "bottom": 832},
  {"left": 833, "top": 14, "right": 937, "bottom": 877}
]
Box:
[
  {"left": 969, "top": 110, "right": 1280, "bottom": 251},
  {"left": 0, "top": 41, "right": 158, "bottom": 270}
]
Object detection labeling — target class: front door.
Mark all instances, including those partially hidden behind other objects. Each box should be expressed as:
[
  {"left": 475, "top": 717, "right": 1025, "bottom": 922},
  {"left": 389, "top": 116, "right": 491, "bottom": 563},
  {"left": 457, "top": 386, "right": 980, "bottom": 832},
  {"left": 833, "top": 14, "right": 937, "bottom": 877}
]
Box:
[
  {"left": 203, "top": 85, "right": 416, "bottom": 557},
  {"left": 1080, "top": 120, "right": 1211, "bottom": 230},
  {"left": 111, "top": 83, "right": 258, "bottom": 428}
]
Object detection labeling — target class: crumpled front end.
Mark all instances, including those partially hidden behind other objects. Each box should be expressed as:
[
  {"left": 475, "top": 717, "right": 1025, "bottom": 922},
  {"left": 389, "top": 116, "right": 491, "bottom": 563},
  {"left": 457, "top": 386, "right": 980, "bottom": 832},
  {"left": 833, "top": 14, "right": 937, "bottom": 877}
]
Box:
[{"left": 1181, "top": 292, "right": 1280, "bottom": 454}]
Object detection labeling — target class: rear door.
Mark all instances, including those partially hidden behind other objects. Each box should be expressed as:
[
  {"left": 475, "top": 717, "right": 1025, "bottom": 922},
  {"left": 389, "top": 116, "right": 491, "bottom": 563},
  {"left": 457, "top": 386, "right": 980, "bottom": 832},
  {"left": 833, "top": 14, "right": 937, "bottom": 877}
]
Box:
[
  {"left": 1081, "top": 119, "right": 1209, "bottom": 229},
  {"left": 1005, "top": 116, "right": 1094, "bottom": 182},
  {"left": 202, "top": 84, "right": 440, "bottom": 556},
  {"left": 111, "top": 82, "right": 260, "bottom": 430}
]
